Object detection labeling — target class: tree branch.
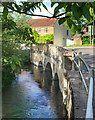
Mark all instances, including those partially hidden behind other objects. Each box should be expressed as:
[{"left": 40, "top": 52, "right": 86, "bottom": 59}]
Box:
[
  {"left": 24, "top": 2, "right": 40, "bottom": 12},
  {"left": 1, "top": 2, "right": 66, "bottom": 19}
]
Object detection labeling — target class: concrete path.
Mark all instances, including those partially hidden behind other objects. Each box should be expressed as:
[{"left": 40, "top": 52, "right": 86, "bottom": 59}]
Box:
[
  {"left": 68, "top": 70, "right": 88, "bottom": 118},
  {"left": 64, "top": 47, "right": 95, "bottom": 118}
]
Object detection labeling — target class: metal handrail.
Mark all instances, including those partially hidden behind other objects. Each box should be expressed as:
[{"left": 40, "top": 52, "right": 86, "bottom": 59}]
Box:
[
  {"left": 72, "top": 49, "right": 93, "bottom": 119},
  {"left": 73, "top": 49, "right": 90, "bottom": 72},
  {"left": 86, "top": 76, "right": 93, "bottom": 118},
  {"left": 73, "top": 60, "right": 88, "bottom": 94},
  {"left": 79, "top": 57, "right": 90, "bottom": 72}
]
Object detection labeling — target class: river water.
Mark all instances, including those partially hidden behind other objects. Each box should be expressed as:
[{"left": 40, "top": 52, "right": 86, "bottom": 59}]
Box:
[{"left": 2, "top": 64, "right": 67, "bottom": 119}]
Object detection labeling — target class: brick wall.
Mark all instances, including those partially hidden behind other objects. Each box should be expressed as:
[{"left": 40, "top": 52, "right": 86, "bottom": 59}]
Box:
[
  {"left": 33, "top": 26, "right": 54, "bottom": 36},
  {"left": 74, "top": 38, "right": 82, "bottom": 45}
]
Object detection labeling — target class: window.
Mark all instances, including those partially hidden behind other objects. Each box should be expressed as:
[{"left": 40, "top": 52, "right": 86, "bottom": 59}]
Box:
[
  {"left": 67, "top": 30, "right": 69, "bottom": 36},
  {"left": 38, "top": 27, "right": 41, "bottom": 34},
  {"left": 45, "top": 27, "right": 48, "bottom": 33}
]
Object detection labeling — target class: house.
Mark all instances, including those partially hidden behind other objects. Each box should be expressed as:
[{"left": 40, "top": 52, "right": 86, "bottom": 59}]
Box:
[
  {"left": 29, "top": 18, "right": 72, "bottom": 46},
  {"left": 72, "top": 34, "right": 82, "bottom": 45},
  {"left": 54, "top": 20, "right": 72, "bottom": 47},
  {"left": 72, "top": 22, "right": 95, "bottom": 45},
  {"left": 29, "top": 18, "right": 56, "bottom": 36}
]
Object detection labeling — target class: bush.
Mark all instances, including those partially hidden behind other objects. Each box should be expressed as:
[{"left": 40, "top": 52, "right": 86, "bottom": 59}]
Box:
[
  {"left": 32, "top": 30, "right": 40, "bottom": 42},
  {"left": 2, "top": 39, "right": 30, "bottom": 89},
  {"left": 39, "top": 34, "right": 54, "bottom": 44},
  {"left": 32, "top": 30, "right": 54, "bottom": 44},
  {"left": 2, "top": 66, "right": 15, "bottom": 89},
  {"left": 82, "top": 36, "right": 90, "bottom": 45}
]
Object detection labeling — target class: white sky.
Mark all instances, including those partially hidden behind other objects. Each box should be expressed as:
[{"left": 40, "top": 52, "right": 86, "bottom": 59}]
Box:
[
  {"left": 32, "top": 0, "right": 58, "bottom": 19},
  {"left": 15, "top": 0, "right": 58, "bottom": 19}
]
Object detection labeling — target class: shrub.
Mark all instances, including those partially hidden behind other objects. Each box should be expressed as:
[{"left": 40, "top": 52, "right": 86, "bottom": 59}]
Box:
[
  {"left": 82, "top": 36, "right": 90, "bottom": 45},
  {"left": 32, "top": 30, "right": 40, "bottom": 42},
  {"left": 39, "top": 34, "right": 54, "bottom": 44},
  {"left": 2, "top": 40, "right": 30, "bottom": 89}
]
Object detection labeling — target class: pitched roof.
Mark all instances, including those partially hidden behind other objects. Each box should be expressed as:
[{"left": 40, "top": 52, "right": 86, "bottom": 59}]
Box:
[
  {"left": 28, "top": 18, "right": 57, "bottom": 27},
  {"left": 72, "top": 34, "right": 81, "bottom": 39}
]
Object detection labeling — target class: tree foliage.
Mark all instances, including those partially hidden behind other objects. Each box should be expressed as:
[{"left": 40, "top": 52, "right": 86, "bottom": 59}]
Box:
[
  {"left": 2, "top": 13, "right": 31, "bottom": 89},
  {"left": 32, "top": 30, "right": 40, "bottom": 42},
  {"left": 39, "top": 34, "right": 54, "bottom": 44},
  {"left": 1, "top": 1, "right": 95, "bottom": 35},
  {"left": 13, "top": 13, "right": 32, "bottom": 27}
]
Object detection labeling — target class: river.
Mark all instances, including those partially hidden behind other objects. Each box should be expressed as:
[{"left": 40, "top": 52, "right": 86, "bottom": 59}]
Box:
[{"left": 2, "top": 64, "right": 68, "bottom": 119}]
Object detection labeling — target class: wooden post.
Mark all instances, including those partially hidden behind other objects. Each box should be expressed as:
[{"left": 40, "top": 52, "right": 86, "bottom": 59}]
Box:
[
  {"left": 72, "top": 49, "right": 75, "bottom": 70},
  {"left": 79, "top": 52, "right": 82, "bottom": 71}
]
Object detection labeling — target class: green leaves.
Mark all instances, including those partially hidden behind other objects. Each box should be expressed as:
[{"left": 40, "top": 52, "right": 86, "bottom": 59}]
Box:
[
  {"left": 67, "top": 19, "right": 73, "bottom": 28},
  {"left": 71, "top": 4, "right": 82, "bottom": 20},
  {"left": 82, "top": 5, "right": 91, "bottom": 21},
  {"left": 42, "top": 3, "right": 48, "bottom": 11},
  {"left": 11, "top": 63, "right": 16, "bottom": 71},
  {"left": 58, "top": 17, "right": 66, "bottom": 25},
  {"left": 51, "top": 2, "right": 56, "bottom": 7},
  {"left": 4, "top": 58, "right": 8, "bottom": 63},
  {"left": 14, "top": 3, "right": 21, "bottom": 12},
  {"left": 58, "top": 16, "right": 70, "bottom": 25},
  {"left": 3, "top": 6, "right": 8, "bottom": 18}
]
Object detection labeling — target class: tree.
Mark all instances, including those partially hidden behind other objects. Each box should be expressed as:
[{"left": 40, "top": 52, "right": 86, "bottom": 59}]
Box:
[
  {"left": 32, "top": 30, "right": 40, "bottom": 42},
  {"left": 13, "top": 12, "right": 32, "bottom": 27},
  {"left": 1, "top": 2, "right": 95, "bottom": 31},
  {"left": 2, "top": 13, "right": 31, "bottom": 88}
]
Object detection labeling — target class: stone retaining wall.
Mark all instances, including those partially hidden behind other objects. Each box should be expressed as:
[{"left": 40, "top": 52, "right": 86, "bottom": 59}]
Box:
[{"left": 30, "top": 44, "right": 74, "bottom": 119}]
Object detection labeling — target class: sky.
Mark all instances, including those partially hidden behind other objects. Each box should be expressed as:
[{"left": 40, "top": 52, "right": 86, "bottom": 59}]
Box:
[
  {"left": 15, "top": 0, "right": 58, "bottom": 19},
  {"left": 32, "top": 0, "right": 57, "bottom": 19}
]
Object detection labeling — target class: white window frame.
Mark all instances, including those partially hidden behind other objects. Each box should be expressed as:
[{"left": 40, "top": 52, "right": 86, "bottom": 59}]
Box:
[
  {"left": 38, "top": 27, "right": 41, "bottom": 34},
  {"left": 45, "top": 27, "right": 48, "bottom": 34}
]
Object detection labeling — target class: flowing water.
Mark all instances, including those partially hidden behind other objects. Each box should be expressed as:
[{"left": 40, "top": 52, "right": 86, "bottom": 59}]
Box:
[{"left": 2, "top": 64, "right": 68, "bottom": 119}]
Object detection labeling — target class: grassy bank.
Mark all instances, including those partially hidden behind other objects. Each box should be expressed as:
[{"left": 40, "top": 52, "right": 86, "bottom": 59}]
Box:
[{"left": 64, "top": 44, "right": 95, "bottom": 47}]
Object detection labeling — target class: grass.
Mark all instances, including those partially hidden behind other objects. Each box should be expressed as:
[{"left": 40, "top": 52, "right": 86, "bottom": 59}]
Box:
[{"left": 64, "top": 44, "right": 95, "bottom": 47}]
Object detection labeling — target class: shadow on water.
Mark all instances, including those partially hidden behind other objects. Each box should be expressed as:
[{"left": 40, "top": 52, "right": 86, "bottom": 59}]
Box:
[
  {"left": 37, "top": 63, "right": 68, "bottom": 118},
  {"left": 2, "top": 64, "right": 68, "bottom": 119}
]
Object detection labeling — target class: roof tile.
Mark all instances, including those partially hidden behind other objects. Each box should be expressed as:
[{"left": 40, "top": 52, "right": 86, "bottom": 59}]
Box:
[{"left": 28, "top": 18, "right": 57, "bottom": 27}]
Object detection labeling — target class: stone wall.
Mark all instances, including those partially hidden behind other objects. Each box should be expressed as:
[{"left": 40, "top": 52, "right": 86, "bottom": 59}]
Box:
[{"left": 30, "top": 44, "right": 73, "bottom": 119}]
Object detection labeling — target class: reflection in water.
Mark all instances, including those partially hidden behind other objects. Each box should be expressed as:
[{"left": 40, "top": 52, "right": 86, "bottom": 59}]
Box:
[{"left": 2, "top": 64, "right": 67, "bottom": 119}]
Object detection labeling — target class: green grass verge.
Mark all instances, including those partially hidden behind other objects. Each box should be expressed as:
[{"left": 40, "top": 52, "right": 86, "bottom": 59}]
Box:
[{"left": 64, "top": 44, "right": 95, "bottom": 47}]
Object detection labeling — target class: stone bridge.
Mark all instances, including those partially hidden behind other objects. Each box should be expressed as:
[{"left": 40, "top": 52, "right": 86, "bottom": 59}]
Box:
[{"left": 30, "top": 44, "right": 88, "bottom": 119}]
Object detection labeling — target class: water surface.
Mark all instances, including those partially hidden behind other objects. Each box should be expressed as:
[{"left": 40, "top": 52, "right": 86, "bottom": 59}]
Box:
[{"left": 2, "top": 65, "right": 67, "bottom": 119}]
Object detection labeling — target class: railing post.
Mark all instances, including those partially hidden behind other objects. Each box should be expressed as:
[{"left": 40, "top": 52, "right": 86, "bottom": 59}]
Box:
[
  {"left": 93, "top": 69, "right": 95, "bottom": 118},
  {"left": 86, "top": 69, "right": 94, "bottom": 119},
  {"left": 79, "top": 52, "right": 82, "bottom": 71},
  {"left": 89, "top": 69, "right": 94, "bottom": 79},
  {"left": 72, "top": 49, "right": 75, "bottom": 70},
  {"left": 91, "top": 69, "right": 95, "bottom": 118}
]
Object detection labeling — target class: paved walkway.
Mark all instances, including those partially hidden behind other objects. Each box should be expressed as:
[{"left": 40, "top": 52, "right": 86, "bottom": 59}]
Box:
[
  {"left": 64, "top": 47, "right": 95, "bottom": 118},
  {"left": 64, "top": 47, "right": 95, "bottom": 68}
]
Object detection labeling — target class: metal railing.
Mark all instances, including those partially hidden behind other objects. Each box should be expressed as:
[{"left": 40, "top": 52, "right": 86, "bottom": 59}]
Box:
[{"left": 72, "top": 49, "right": 94, "bottom": 119}]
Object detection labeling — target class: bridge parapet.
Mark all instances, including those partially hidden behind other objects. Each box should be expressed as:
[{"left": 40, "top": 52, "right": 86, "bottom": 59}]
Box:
[
  {"left": 30, "top": 44, "right": 93, "bottom": 119},
  {"left": 30, "top": 44, "right": 73, "bottom": 119}
]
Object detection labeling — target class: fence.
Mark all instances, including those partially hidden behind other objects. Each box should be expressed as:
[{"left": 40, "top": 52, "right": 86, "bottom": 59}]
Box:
[{"left": 72, "top": 49, "right": 94, "bottom": 119}]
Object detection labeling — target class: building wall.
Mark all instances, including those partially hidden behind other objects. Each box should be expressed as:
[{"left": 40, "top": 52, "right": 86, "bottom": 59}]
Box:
[
  {"left": 33, "top": 26, "right": 54, "bottom": 36},
  {"left": 54, "top": 21, "right": 72, "bottom": 47},
  {"left": 74, "top": 38, "right": 82, "bottom": 45},
  {"left": 66, "top": 39, "right": 74, "bottom": 46}
]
